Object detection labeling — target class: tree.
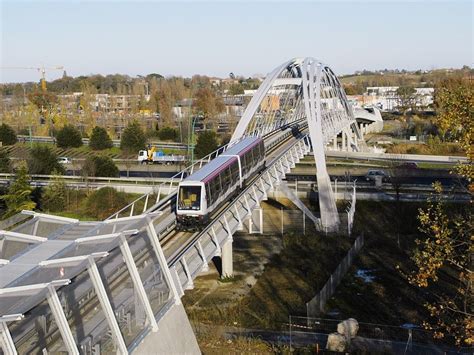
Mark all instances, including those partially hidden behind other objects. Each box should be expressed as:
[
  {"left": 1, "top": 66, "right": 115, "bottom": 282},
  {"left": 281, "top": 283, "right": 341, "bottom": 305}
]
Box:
[
  {"left": 194, "top": 87, "right": 225, "bottom": 128},
  {"left": 0, "top": 124, "right": 17, "bottom": 145},
  {"left": 434, "top": 78, "right": 473, "bottom": 188},
  {"left": 408, "top": 183, "right": 473, "bottom": 345},
  {"left": 396, "top": 86, "right": 416, "bottom": 115},
  {"left": 82, "top": 155, "right": 119, "bottom": 177},
  {"left": 28, "top": 145, "right": 65, "bottom": 175},
  {"left": 0, "top": 150, "right": 12, "bottom": 173},
  {"left": 89, "top": 126, "right": 113, "bottom": 150},
  {"left": 158, "top": 127, "right": 179, "bottom": 141},
  {"left": 1, "top": 165, "right": 36, "bottom": 218},
  {"left": 194, "top": 131, "right": 218, "bottom": 158},
  {"left": 408, "top": 78, "right": 474, "bottom": 346},
  {"left": 120, "top": 121, "right": 146, "bottom": 153},
  {"left": 228, "top": 83, "right": 245, "bottom": 96},
  {"left": 56, "top": 125, "right": 83, "bottom": 148},
  {"left": 41, "top": 172, "right": 66, "bottom": 212},
  {"left": 85, "top": 187, "right": 128, "bottom": 220}
]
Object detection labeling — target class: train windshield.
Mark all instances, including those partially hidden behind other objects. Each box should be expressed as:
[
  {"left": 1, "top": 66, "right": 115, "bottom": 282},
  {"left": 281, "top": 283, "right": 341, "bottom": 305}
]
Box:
[{"left": 178, "top": 185, "right": 201, "bottom": 210}]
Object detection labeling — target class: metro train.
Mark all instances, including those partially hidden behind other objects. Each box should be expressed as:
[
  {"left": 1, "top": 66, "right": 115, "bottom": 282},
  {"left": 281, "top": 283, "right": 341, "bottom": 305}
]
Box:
[{"left": 176, "top": 137, "right": 266, "bottom": 230}]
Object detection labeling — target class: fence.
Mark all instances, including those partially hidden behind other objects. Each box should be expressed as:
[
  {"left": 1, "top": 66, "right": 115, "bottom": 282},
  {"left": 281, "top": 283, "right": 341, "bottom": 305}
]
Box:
[
  {"left": 287, "top": 316, "right": 463, "bottom": 354},
  {"left": 306, "top": 234, "right": 364, "bottom": 317}
]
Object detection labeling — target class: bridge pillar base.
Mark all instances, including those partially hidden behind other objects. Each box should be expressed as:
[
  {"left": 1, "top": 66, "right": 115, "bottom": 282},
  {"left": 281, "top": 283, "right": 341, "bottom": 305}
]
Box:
[
  {"left": 221, "top": 239, "right": 233, "bottom": 278},
  {"left": 132, "top": 303, "right": 200, "bottom": 354},
  {"left": 249, "top": 208, "right": 263, "bottom": 234}
]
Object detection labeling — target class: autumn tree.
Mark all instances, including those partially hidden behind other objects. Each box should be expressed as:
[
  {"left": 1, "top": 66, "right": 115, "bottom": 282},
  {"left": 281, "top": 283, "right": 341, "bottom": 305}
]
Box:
[
  {"left": 194, "top": 87, "right": 225, "bottom": 128},
  {"left": 408, "top": 77, "right": 473, "bottom": 346},
  {"left": 1, "top": 165, "right": 36, "bottom": 218},
  {"left": 434, "top": 77, "right": 473, "bottom": 188},
  {"left": 396, "top": 86, "right": 416, "bottom": 115}
]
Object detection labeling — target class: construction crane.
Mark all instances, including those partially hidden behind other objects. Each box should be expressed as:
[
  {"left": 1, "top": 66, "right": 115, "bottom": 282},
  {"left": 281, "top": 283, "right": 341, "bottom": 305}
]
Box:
[{"left": 1, "top": 65, "right": 64, "bottom": 92}]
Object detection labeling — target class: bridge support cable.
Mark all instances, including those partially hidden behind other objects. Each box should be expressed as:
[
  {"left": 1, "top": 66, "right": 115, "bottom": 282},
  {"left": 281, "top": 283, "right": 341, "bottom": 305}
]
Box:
[
  {"left": 277, "top": 181, "right": 320, "bottom": 226},
  {"left": 229, "top": 57, "right": 361, "bottom": 231}
]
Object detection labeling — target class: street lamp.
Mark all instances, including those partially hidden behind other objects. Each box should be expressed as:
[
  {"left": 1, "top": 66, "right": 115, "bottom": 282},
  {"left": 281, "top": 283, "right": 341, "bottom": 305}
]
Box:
[{"left": 188, "top": 114, "right": 198, "bottom": 164}]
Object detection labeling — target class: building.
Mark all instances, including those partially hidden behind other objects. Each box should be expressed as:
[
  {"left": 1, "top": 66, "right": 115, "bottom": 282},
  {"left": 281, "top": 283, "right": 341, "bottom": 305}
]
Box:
[{"left": 347, "top": 86, "right": 434, "bottom": 112}]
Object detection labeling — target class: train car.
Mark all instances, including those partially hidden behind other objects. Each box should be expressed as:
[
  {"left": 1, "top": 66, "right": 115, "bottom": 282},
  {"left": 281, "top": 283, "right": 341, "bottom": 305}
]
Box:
[{"left": 176, "top": 137, "right": 265, "bottom": 230}]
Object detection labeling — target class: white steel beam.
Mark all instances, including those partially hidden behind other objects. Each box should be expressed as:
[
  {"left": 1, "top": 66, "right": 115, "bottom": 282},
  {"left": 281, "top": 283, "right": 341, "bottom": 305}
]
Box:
[
  {"left": 0, "top": 231, "right": 46, "bottom": 244},
  {"left": 118, "top": 234, "right": 158, "bottom": 332},
  {"left": 146, "top": 219, "right": 181, "bottom": 305},
  {"left": 46, "top": 284, "right": 79, "bottom": 355},
  {"left": 86, "top": 256, "right": 128, "bottom": 354}
]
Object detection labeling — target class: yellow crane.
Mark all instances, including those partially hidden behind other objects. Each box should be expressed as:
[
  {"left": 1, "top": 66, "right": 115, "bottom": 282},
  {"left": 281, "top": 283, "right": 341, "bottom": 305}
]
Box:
[{"left": 1, "top": 65, "right": 64, "bottom": 92}]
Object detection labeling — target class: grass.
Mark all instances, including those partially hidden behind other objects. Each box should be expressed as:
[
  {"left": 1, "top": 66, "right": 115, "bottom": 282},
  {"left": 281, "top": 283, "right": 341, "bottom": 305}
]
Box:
[{"left": 185, "top": 199, "right": 469, "bottom": 348}]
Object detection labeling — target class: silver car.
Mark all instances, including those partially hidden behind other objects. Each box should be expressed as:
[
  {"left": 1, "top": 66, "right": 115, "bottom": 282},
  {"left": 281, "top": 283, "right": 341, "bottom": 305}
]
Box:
[{"left": 365, "top": 169, "right": 389, "bottom": 182}]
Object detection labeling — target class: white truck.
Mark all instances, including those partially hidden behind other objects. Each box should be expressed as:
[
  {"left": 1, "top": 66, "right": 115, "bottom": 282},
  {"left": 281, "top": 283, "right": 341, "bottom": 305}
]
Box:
[{"left": 138, "top": 148, "right": 186, "bottom": 165}]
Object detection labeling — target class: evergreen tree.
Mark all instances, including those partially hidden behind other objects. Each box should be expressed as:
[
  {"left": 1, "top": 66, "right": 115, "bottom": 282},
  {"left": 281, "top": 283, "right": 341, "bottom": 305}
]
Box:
[
  {"left": 28, "top": 145, "right": 65, "bottom": 175},
  {"left": 1, "top": 165, "right": 36, "bottom": 218},
  {"left": 0, "top": 150, "right": 12, "bottom": 173},
  {"left": 56, "top": 125, "right": 83, "bottom": 148},
  {"left": 89, "top": 126, "right": 113, "bottom": 150},
  {"left": 41, "top": 171, "right": 66, "bottom": 212},
  {"left": 120, "top": 121, "right": 146, "bottom": 153},
  {"left": 82, "top": 156, "right": 119, "bottom": 177},
  {"left": 194, "top": 131, "right": 218, "bottom": 158},
  {"left": 0, "top": 124, "right": 17, "bottom": 146}
]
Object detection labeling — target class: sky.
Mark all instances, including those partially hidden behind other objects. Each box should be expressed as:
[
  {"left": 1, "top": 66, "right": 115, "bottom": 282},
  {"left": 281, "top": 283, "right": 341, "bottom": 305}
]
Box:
[{"left": 1, "top": 0, "right": 472, "bottom": 83}]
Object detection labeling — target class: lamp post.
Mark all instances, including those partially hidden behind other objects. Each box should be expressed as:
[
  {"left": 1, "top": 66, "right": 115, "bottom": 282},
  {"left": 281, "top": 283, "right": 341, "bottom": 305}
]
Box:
[{"left": 188, "top": 115, "right": 198, "bottom": 164}]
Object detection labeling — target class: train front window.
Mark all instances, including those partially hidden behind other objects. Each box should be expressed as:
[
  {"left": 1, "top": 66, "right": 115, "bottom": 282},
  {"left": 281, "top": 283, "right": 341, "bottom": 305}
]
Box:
[{"left": 178, "top": 186, "right": 201, "bottom": 210}]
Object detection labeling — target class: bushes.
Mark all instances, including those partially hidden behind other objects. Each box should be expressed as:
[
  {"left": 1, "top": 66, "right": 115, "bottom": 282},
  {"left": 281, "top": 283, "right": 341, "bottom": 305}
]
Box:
[
  {"left": 85, "top": 187, "right": 128, "bottom": 220},
  {"left": 41, "top": 174, "right": 66, "bottom": 212},
  {"left": 0, "top": 150, "right": 12, "bottom": 173},
  {"left": 56, "top": 125, "right": 83, "bottom": 148},
  {"left": 28, "top": 145, "right": 65, "bottom": 175},
  {"left": 89, "top": 126, "right": 113, "bottom": 150},
  {"left": 82, "top": 155, "right": 119, "bottom": 177},
  {"left": 158, "top": 127, "right": 179, "bottom": 141},
  {"left": 0, "top": 124, "right": 17, "bottom": 146}
]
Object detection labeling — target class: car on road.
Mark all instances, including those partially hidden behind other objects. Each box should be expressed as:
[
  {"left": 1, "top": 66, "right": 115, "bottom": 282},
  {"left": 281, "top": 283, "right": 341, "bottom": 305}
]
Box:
[
  {"left": 58, "top": 157, "right": 71, "bottom": 164},
  {"left": 365, "top": 169, "right": 390, "bottom": 182}
]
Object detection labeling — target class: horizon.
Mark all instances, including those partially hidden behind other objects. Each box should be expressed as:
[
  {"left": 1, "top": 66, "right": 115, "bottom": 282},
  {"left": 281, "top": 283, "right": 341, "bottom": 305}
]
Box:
[{"left": 1, "top": 0, "right": 473, "bottom": 83}]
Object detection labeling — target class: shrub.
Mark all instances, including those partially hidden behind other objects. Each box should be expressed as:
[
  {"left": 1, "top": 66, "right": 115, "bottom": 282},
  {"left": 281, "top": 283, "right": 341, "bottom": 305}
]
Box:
[
  {"left": 0, "top": 150, "right": 12, "bottom": 173},
  {"left": 28, "top": 145, "right": 65, "bottom": 175},
  {"left": 41, "top": 173, "right": 66, "bottom": 212},
  {"left": 120, "top": 121, "right": 146, "bottom": 153},
  {"left": 158, "top": 127, "right": 179, "bottom": 141},
  {"left": 89, "top": 126, "right": 113, "bottom": 150},
  {"left": 0, "top": 124, "right": 17, "bottom": 146},
  {"left": 0, "top": 165, "right": 36, "bottom": 218},
  {"left": 56, "top": 125, "right": 83, "bottom": 148},
  {"left": 82, "top": 155, "right": 119, "bottom": 177},
  {"left": 85, "top": 187, "right": 128, "bottom": 220}
]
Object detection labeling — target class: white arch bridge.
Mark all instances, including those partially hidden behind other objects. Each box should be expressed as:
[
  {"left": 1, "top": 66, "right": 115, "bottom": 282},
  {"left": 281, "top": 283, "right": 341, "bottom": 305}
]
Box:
[{"left": 0, "top": 58, "right": 363, "bottom": 354}]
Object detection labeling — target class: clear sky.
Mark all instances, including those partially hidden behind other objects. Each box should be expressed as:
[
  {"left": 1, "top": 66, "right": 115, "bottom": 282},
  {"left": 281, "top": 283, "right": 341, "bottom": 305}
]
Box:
[{"left": 1, "top": 0, "right": 472, "bottom": 83}]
